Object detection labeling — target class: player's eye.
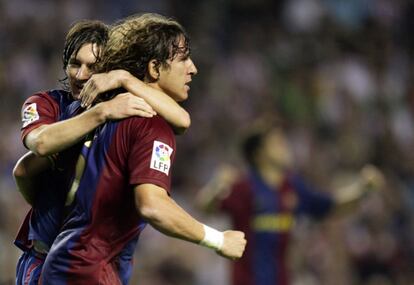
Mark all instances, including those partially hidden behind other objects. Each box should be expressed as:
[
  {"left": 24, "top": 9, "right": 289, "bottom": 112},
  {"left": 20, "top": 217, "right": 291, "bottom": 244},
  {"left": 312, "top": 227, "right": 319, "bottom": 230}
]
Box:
[
  {"left": 68, "top": 59, "right": 81, "bottom": 67},
  {"left": 87, "top": 63, "right": 96, "bottom": 71},
  {"left": 179, "top": 53, "right": 190, "bottom": 62},
  {"left": 68, "top": 63, "right": 80, "bottom": 68}
]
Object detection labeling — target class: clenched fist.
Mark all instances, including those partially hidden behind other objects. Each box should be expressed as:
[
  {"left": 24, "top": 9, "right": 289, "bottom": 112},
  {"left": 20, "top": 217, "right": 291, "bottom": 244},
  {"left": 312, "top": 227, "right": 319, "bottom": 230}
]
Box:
[
  {"left": 217, "top": 230, "right": 247, "bottom": 260},
  {"left": 360, "top": 164, "right": 385, "bottom": 191}
]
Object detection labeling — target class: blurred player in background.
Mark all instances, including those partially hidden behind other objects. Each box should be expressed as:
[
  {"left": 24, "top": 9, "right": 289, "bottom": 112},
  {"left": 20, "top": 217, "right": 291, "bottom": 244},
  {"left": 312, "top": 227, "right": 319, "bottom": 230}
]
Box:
[
  {"left": 41, "top": 13, "right": 246, "bottom": 284},
  {"left": 13, "top": 19, "right": 192, "bottom": 285},
  {"left": 197, "top": 123, "right": 385, "bottom": 285}
]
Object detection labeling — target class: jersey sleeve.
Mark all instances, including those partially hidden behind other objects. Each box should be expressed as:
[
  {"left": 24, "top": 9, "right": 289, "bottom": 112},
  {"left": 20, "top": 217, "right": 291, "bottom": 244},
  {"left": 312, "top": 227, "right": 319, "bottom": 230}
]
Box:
[
  {"left": 21, "top": 92, "right": 60, "bottom": 147},
  {"left": 220, "top": 178, "right": 251, "bottom": 216},
  {"left": 127, "top": 116, "right": 176, "bottom": 193},
  {"left": 292, "top": 175, "right": 334, "bottom": 219},
  {"left": 14, "top": 209, "right": 33, "bottom": 251}
]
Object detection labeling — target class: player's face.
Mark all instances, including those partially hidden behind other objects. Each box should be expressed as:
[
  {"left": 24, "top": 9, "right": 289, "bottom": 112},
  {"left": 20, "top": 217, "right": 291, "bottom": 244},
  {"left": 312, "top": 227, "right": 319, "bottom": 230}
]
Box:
[
  {"left": 260, "top": 129, "right": 293, "bottom": 170},
  {"left": 157, "top": 38, "right": 197, "bottom": 102},
  {"left": 66, "top": 43, "right": 99, "bottom": 100}
]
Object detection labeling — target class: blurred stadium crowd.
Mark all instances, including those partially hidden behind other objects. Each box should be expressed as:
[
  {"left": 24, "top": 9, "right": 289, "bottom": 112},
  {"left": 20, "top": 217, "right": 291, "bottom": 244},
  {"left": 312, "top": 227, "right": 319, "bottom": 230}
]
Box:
[{"left": 0, "top": 0, "right": 413, "bottom": 284}]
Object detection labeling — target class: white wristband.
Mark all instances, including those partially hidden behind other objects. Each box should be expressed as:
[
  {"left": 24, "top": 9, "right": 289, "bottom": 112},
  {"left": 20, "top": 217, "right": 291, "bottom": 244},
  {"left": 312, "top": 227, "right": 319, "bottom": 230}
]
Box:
[{"left": 200, "top": 224, "right": 224, "bottom": 251}]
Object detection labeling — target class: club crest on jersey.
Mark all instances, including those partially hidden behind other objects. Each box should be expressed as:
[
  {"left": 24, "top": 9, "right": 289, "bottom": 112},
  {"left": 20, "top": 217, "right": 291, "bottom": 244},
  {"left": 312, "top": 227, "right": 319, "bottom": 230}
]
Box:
[
  {"left": 150, "top": 141, "right": 173, "bottom": 175},
  {"left": 22, "top": 103, "right": 40, "bottom": 127}
]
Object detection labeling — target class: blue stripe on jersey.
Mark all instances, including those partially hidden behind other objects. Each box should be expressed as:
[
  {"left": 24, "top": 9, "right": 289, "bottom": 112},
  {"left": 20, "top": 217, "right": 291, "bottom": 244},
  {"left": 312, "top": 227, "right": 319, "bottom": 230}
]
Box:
[
  {"left": 292, "top": 175, "right": 334, "bottom": 219},
  {"left": 117, "top": 234, "right": 139, "bottom": 285},
  {"left": 58, "top": 99, "right": 106, "bottom": 221},
  {"left": 59, "top": 99, "right": 81, "bottom": 121},
  {"left": 250, "top": 171, "right": 278, "bottom": 285},
  {"left": 42, "top": 228, "right": 85, "bottom": 285},
  {"left": 29, "top": 173, "right": 67, "bottom": 246},
  {"left": 76, "top": 122, "right": 118, "bottom": 217},
  {"left": 49, "top": 90, "right": 73, "bottom": 117}
]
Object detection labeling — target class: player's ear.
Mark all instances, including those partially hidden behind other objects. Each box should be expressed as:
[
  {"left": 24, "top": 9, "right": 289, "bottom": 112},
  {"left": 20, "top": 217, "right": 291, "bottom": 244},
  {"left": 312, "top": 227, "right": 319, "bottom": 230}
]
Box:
[{"left": 147, "top": 59, "right": 160, "bottom": 81}]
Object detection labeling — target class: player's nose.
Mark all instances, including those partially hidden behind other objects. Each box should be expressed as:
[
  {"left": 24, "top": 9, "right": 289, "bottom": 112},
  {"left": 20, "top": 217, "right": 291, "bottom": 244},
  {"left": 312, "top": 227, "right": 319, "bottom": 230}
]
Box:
[
  {"left": 188, "top": 58, "right": 197, "bottom": 76},
  {"left": 76, "top": 65, "right": 92, "bottom": 81}
]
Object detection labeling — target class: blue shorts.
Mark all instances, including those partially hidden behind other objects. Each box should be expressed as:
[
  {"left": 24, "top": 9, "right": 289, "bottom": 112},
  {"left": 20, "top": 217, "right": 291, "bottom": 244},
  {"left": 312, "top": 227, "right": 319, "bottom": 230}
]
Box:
[{"left": 16, "top": 249, "right": 45, "bottom": 285}]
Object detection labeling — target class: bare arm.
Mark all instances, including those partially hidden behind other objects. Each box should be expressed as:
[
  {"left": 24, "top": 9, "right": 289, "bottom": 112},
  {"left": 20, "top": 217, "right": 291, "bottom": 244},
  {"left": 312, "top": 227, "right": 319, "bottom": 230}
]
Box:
[
  {"left": 332, "top": 165, "right": 385, "bottom": 216},
  {"left": 13, "top": 151, "right": 51, "bottom": 205},
  {"left": 196, "top": 164, "right": 238, "bottom": 212},
  {"left": 135, "top": 183, "right": 246, "bottom": 259},
  {"left": 25, "top": 92, "right": 155, "bottom": 156},
  {"left": 79, "top": 70, "right": 191, "bottom": 134}
]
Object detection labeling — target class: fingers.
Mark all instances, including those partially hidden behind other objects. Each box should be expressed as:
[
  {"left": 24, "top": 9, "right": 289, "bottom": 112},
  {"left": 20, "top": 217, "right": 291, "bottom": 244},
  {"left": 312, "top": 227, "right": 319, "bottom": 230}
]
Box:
[
  {"left": 80, "top": 74, "right": 113, "bottom": 107},
  {"left": 216, "top": 164, "right": 238, "bottom": 186},
  {"left": 133, "top": 110, "right": 156, "bottom": 118},
  {"left": 106, "top": 92, "right": 156, "bottom": 119},
  {"left": 361, "top": 164, "right": 385, "bottom": 189},
  {"left": 80, "top": 80, "right": 99, "bottom": 108},
  {"left": 122, "top": 93, "right": 156, "bottom": 116},
  {"left": 133, "top": 97, "right": 157, "bottom": 116},
  {"left": 83, "top": 87, "right": 156, "bottom": 117}
]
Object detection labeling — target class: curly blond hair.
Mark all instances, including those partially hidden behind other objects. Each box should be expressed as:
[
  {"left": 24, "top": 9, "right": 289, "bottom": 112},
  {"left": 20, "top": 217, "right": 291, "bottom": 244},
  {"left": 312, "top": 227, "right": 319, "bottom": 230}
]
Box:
[{"left": 96, "top": 13, "right": 190, "bottom": 80}]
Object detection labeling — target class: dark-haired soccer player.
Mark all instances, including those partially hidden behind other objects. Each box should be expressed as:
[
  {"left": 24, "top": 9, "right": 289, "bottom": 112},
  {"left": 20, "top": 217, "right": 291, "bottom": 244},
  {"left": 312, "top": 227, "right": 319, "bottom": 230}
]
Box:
[
  {"left": 41, "top": 13, "right": 246, "bottom": 284},
  {"left": 197, "top": 125, "right": 385, "bottom": 285},
  {"left": 14, "top": 19, "right": 191, "bottom": 284}
]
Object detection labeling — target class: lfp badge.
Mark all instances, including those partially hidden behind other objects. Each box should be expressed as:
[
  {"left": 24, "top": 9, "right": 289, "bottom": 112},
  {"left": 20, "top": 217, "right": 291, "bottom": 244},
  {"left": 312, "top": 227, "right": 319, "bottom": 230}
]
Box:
[
  {"left": 150, "top": 141, "right": 173, "bottom": 175},
  {"left": 22, "top": 103, "right": 40, "bottom": 127}
]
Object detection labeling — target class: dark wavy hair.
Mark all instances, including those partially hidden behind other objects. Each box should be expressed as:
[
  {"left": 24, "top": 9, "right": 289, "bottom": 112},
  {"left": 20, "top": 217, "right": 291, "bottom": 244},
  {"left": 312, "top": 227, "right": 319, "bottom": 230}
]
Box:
[
  {"left": 96, "top": 13, "right": 190, "bottom": 80},
  {"left": 242, "top": 130, "right": 267, "bottom": 168},
  {"left": 241, "top": 123, "right": 283, "bottom": 168},
  {"left": 61, "top": 20, "right": 109, "bottom": 88}
]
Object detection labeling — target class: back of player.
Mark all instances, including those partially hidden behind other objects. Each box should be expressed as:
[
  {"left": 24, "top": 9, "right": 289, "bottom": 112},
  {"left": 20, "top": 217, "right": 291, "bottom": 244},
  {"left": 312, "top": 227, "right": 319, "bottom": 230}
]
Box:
[{"left": 41, "top": 104, "right": 176, "bottom": 284}]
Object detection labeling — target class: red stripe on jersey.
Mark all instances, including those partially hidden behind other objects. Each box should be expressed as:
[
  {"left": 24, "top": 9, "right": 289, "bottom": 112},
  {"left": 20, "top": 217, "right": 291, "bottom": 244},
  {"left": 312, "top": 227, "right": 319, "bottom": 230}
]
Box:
[{"left": 21, "top": 92, "right": 61, "bottom": 145}]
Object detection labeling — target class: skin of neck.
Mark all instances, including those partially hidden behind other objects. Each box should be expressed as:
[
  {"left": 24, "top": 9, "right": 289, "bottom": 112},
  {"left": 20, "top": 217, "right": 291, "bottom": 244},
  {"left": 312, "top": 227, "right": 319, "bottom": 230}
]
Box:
[
  {"left": 145, "top": 78, "right": 160, "bottom": 90},
  {"left": 255, "top": 159, "right": 285, "bottom": 188}
]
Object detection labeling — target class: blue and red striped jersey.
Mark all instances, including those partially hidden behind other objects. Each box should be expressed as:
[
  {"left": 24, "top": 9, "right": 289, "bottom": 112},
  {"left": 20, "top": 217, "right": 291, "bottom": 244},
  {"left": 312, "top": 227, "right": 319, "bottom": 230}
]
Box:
[
  {"left": 15, "top": 90, "right": 76, "bottom": 251},
  {"left": 220, "top": 171, "right": 334, "bottom": 285},
  {"left": 42, "top": 100, "right": 176, "bottom": 284}
]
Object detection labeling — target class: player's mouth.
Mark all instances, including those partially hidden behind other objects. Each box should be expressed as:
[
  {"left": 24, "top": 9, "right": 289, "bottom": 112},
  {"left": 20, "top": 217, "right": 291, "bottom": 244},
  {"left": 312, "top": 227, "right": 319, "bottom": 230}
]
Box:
[
  {"left": 71, "top": 83, "right": 84, "bottom": 99},
  {"left": 185, "top": 80, "right": 192, "bottom": 91},
  {"left": 75, "top": 82, "right": 85, "bottom": 91}
]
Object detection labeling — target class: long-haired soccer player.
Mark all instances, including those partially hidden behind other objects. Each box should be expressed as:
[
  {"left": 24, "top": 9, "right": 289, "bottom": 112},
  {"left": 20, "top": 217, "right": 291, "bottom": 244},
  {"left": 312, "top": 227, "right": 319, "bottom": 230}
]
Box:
[
  {"left": 13, "top": 18, "right": 192, "bottom": 284},
  {"left": 41, "top": 13, "right": 246, "bottom": 284}
]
